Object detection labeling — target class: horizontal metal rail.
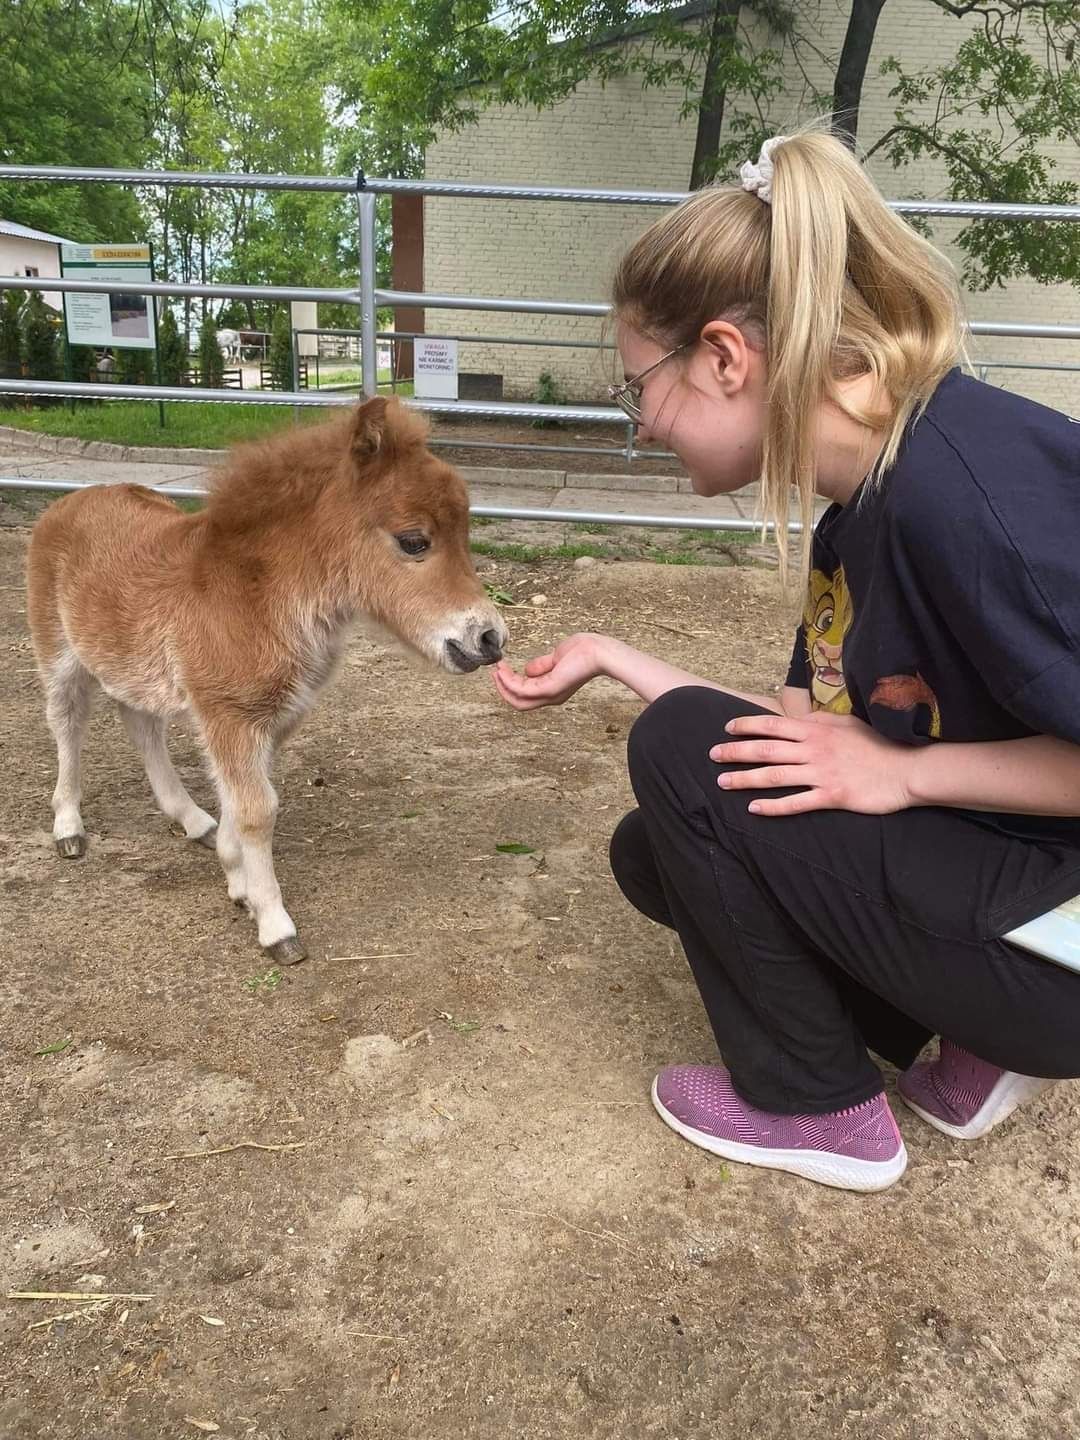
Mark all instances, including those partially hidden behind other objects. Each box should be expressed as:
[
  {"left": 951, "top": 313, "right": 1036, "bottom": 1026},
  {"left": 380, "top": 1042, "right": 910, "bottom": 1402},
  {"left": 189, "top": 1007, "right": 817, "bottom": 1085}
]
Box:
[
  {"left": 0, "top": 377, "right": 628, "bottom": 424},
  {"left": 374, "top": 287, "right": 608, "bottom": 318},
  {"left": 5, "top": 274, "right": 1079, "bottom": 341},
  {"left": 0, "top": 164, "right": 354, "bottom": 192},
  {"left": 363, "top": 176, "right": 1080, "bottom": 222},
  {"left": 0, "top": 476, "right": 793, "bottom": 532},
  {"left": 0, "top": 272, "right": 355, "bottom": 306},
  {"left": 6, "top": 163, "right": 1079, "bottom": 222},
  {"left": 298, "top": 327, "right": 617, "bottom": 352}
]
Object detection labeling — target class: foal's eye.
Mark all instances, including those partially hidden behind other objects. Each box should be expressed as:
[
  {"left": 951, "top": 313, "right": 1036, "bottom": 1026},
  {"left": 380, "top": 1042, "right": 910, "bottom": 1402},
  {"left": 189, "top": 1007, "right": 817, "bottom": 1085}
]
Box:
[{"left": 396, "top": 532, "right": 431, "bottom": 557}]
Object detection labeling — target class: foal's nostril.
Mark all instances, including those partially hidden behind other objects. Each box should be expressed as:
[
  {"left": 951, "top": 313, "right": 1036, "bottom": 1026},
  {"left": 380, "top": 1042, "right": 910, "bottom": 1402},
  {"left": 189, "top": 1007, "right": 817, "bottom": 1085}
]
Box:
[{"left": 479, "top": 628, "right": 504, "bottom": 663}]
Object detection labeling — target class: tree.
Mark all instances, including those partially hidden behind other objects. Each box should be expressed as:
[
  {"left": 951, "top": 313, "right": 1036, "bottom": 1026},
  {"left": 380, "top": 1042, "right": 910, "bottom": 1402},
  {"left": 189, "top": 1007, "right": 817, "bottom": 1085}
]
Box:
[
  {"left": 158, "top": 308, "right": 188, "bottom": 386},
  {"left": 1, "top": 291, "right": 24, "bottom": 408},
  {"left": 268, "top": 309, "right": 295, "bottom": 392},
  {"left": 198, "top": 315, "right": 225, "bottom": 388},
  {"left": 1, "top": 292, "right": 23, "bottom": 378},
  {"left": 867, "top": 5, "right": 1080, "bottom": 289},
  {"left": 0, "top": 0, "right": 156, "bottom": 241},
  {"left": 22, "top": 293, "right": 60, "bottom": 384},
  {"left": 116, "top": 348, "right": 152, "bottom": 385}
]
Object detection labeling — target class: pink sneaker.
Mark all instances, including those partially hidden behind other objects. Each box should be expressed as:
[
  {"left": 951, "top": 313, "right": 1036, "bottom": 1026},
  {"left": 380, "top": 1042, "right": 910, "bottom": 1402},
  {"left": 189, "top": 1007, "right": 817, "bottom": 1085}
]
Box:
[
  {"left": 898, "top": 1039, "right": 1052, "bottom": 1140},
  {"left": 651, "top": 1064, "right": 907, "bottom": 1192}
]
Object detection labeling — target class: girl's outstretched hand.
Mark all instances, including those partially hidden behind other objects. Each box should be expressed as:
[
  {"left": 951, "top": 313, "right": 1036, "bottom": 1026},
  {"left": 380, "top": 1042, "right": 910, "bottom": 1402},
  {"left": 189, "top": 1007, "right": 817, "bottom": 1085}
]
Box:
[{"left": 492, "top": 634, "right": 606, "bottom": 711}]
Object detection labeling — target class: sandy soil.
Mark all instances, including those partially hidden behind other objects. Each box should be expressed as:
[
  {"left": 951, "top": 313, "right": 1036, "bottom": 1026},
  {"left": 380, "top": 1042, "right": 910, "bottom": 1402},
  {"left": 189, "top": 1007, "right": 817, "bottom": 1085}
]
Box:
[{"left": 1, "top": 522, "right": 1078, "bottom": 1440}]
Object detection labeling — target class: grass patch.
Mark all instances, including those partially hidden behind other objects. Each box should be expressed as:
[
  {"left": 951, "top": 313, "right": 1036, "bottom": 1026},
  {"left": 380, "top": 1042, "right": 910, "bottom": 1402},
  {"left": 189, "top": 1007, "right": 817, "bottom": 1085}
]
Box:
[
  {"left": 0, "top": 383, "right": 413, "bottom": 450},
  {"left": 471, "top": 540, "right": 613, "bottom": 563},
  {"left": 0, "top": 401, "right": 306, "bottom": 449},
  {"left": 471, "top": 530, "right": 754, "bottom": 566}
]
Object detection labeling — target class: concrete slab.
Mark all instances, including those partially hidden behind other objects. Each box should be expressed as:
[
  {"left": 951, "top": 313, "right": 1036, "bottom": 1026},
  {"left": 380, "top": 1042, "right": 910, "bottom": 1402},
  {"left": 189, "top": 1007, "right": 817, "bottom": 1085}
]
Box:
[{"left": 565, "top": 471, "right": 678, "bottom": 494}]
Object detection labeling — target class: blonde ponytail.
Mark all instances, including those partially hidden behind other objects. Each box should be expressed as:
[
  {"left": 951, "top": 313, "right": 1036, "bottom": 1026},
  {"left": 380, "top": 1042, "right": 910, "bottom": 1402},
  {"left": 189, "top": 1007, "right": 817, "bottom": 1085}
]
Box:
[{"left": 612, "top": 126, "right": 967, "bottom": 582}]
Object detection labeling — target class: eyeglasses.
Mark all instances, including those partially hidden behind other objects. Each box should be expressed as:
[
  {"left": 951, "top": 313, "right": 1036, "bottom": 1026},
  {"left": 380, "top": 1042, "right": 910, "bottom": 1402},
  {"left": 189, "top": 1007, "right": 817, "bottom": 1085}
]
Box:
[{"left": 607, "top": 343, "right": 692, "bottom": 422}]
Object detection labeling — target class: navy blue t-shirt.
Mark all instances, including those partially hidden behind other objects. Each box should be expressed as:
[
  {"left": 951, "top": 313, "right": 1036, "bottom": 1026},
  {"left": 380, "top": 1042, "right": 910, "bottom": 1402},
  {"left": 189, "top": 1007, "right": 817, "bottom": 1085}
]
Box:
[{"left": 787, "top": 369, "right": 1080, "bottom": 841}]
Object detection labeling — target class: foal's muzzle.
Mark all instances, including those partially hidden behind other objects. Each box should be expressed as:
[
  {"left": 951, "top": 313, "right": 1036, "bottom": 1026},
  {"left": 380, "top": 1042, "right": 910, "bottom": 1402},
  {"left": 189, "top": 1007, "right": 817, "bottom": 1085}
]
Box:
[{"left": 443, "top": 618, "right": 508, "bottom": 673}]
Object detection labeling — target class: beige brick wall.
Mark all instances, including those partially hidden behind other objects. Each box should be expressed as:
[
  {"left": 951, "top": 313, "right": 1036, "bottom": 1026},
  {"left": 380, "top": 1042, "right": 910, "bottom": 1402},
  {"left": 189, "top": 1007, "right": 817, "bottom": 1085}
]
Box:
[{"left": 423, "top": 6, "right": 1079, "bottom": 412}]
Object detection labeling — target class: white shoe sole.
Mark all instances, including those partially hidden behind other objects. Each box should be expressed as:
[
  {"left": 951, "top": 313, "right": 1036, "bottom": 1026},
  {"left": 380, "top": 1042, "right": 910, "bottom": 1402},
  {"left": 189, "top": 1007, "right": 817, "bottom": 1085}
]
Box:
[
  {"left": 650, "top": 1077, "right": 908, "bottom": 1193},
  {"left": 900, "top": 1071, "right": 1052, "bottom": 1141}
]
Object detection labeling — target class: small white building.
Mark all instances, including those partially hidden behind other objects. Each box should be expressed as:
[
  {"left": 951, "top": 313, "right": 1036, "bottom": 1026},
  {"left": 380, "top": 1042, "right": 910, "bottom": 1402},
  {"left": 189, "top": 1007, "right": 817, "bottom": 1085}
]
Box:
[{"left": 0, "top": 219, "right": 76, "bottom": 313}]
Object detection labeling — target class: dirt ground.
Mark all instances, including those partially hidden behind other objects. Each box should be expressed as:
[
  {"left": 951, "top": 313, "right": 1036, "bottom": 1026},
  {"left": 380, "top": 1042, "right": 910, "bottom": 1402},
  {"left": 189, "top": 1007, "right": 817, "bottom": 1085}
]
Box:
[
  {"left": 426, "top": 417, "right": 685, "bottom": 477},
  {"left": 2, "top": 519, "right": 1079, "bottom": 1440}
]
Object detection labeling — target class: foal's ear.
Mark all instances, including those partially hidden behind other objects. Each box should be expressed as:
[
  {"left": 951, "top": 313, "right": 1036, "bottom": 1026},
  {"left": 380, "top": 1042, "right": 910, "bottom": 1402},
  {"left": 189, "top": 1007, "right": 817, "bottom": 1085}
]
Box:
[
  {"left": 350, "top": 396, "right": 391, "bottom": 460},
  {"left": 350, "top": 395, "right": 430, "bottom": 462}
]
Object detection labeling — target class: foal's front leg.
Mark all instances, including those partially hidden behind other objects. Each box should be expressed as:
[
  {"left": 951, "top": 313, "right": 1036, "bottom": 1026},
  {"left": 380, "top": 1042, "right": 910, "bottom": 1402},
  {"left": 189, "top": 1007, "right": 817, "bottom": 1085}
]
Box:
[{"left": 201, "top": 716, "right": 306, "bottom": 964}]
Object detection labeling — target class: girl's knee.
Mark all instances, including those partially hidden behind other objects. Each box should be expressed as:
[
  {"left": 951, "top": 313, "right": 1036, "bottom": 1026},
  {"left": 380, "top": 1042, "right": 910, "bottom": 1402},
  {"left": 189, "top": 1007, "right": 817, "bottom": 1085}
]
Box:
[
  {"left": 609, "top": 808, "right": 648, "bottom": 885},
  {"left": 628, "top": 687, "right": 765, "bottom": 783},
  {"left": 609, "top": 808, "right": 672, "bottom": 927}
]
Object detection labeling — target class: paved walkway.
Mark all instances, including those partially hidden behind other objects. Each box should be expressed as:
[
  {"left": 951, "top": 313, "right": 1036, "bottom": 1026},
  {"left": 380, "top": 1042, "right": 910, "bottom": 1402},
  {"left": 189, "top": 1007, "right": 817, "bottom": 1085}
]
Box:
[{"left": 0, "top": 431, "right": 831, "bottom": 528}]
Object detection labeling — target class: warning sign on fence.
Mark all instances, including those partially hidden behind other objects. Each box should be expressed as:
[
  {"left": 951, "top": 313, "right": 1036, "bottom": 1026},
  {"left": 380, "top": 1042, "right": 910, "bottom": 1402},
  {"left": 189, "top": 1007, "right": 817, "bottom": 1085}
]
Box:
[{"left": 414, "top": 337, "right": 458, "bottom": 400}]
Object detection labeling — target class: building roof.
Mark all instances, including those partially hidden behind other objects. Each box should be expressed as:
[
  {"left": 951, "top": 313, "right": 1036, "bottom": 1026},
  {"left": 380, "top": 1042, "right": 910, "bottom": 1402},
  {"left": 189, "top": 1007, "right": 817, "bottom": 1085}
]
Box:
[
  {"left": 0, "top": 218, "right": 76, "bottom": 246},
  {"left": 587, "top": 2, "right": 712, "bottom": 50}
]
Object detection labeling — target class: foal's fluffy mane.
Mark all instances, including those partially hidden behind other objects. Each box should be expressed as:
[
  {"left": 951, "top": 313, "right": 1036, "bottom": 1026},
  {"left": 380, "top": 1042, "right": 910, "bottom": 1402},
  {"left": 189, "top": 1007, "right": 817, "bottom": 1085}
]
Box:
[{"left": 205, "top": 398, "right": 432, "bottom": 526}]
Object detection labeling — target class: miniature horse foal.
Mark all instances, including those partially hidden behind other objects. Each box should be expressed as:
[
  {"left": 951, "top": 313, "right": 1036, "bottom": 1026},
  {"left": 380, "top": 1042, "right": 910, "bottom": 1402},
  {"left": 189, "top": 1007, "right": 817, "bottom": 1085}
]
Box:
[{"left": 26, "top": 396, "right": 507, "bottom": 963}]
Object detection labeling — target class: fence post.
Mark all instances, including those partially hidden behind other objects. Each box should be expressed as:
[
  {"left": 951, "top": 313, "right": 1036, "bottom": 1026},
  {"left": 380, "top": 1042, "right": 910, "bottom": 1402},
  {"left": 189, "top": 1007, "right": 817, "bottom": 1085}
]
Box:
[{"left": 356, "top": 185, "right": 379, "bottom": 400}]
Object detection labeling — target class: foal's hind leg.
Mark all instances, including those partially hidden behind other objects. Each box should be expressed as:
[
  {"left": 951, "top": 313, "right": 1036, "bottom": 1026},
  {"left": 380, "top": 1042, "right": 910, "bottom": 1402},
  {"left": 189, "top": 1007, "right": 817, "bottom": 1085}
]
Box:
[
  {"left": 44, "top": 650, "right": 93, "bottom": 858},
  {"left": 118, "top": 704, "right": 217, "bottom": 848},
  {"left": 201, "top": 715, "right": 305, "bottom": 964}
]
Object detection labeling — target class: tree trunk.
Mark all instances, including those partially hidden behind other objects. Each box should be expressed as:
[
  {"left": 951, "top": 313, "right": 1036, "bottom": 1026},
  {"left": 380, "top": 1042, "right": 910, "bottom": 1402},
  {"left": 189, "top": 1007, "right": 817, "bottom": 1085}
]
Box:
[
  {"left": 831, "top": 0, "right": 890, "bottom": 147},
  {"left": 689, "top": 0, "right": 742, "bottom": 190}
]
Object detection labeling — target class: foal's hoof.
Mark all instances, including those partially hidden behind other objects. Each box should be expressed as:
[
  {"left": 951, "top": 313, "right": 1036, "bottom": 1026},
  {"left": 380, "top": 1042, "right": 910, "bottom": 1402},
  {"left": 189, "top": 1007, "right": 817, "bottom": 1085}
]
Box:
[
  {"left": 264, "top": 936, "right": 307, "bottom": 966},
  {"left": 192, "top": 822, "right": 218, "bottom": 851},
  {"left": 56, "top": 835, "right": 86, "bottom": 860}
]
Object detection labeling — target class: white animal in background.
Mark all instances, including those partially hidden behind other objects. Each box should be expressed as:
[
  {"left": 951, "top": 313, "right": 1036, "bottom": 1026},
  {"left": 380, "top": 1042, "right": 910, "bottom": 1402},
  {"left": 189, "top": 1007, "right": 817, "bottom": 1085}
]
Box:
[{"left": 216, "top": 328, "right": 241, "bottom": 363}]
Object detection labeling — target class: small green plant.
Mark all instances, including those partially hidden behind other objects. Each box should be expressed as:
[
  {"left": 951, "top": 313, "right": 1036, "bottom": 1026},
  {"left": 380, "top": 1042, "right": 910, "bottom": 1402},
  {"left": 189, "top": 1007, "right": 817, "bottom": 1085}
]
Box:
[
  {"left": 34, "top": 1035, "right": 73, "bottom": 1057},
  {"left": 242, "top": 967, "right": 283, "bottom": 994},
  {"left": 496, "top": 841, "right": 535, "bottom": 855},
  {"left": 483, "top": 581, "right": 516, "bottom": 606},
  {"left": 531, "top": 369, "right": 566, "bottom": 429},
  {"left": 436, "top": 1010, "right": 481, "bottom": 1034}
]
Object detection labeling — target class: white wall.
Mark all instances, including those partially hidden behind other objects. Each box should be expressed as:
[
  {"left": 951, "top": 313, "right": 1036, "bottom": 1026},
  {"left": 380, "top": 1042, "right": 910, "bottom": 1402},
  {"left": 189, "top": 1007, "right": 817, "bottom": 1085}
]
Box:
[{"left": 0, "top": 234, "right": 64, "bottom": 313}]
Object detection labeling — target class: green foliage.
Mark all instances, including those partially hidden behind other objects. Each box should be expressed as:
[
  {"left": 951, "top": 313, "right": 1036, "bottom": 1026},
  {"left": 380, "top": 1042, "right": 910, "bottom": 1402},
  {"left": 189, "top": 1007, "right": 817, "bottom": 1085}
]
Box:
[
  {"left": 1, "top": 292, "right": 23, "bottom": 378},
  {"left": 64, "top": 340, "right": 101, "bottom": 385},
  {"left": 22, "top": 293, "right": 60, "bottom": 383},
  {"left": 116, "top": 348, "right": 152, "bottom": 386},
  {"left": 875, "top": 13, "right": 1080, "bottom": 290},
  {"left": 198, "top": 315, "right": 225, "bottom": 389},
  {"left": 531, "top": 369, "right": 567, "bottom": 428},
  {"left": 157, "top": 308, "right": 188, "bottom": 387},
  {"left": 268, "top": 309, "right": 295, "bottom": 392},
  {"left": 0, "top": 0, "right": 161, "bottom": 241}
]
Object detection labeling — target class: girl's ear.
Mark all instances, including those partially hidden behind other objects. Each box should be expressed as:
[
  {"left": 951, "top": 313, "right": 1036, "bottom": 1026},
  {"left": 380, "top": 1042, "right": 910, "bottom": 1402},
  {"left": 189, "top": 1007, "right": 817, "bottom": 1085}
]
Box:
[{"left": 698, "top": 320, "right": 752, "bottom": 395}]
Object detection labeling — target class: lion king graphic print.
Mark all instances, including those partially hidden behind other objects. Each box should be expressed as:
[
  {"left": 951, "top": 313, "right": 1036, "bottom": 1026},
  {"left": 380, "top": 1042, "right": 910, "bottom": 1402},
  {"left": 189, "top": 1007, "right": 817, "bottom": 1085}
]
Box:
[{"left": 802, "top": 562, "right": 942, "bottom": 738}]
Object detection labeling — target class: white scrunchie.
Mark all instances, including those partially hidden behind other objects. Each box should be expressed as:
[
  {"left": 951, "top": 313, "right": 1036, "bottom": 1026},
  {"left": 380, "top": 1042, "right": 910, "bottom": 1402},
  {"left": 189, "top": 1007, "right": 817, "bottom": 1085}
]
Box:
[{"left": 740, "top": 136, "right": 786, "bottom": 205}]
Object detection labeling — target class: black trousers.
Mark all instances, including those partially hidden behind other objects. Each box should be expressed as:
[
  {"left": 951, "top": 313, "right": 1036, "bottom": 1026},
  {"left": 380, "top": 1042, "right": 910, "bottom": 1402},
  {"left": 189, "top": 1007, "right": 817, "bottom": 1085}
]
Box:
[{"left": 611, "top": 688, "right": 1080, "bottom": 1115}]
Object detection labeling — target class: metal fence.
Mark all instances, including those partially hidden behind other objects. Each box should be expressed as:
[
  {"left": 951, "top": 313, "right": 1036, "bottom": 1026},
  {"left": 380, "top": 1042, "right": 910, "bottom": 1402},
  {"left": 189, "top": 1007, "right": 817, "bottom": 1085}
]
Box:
[{"left": 1, "top": 163, "right": 1079, "bottom": 531}]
